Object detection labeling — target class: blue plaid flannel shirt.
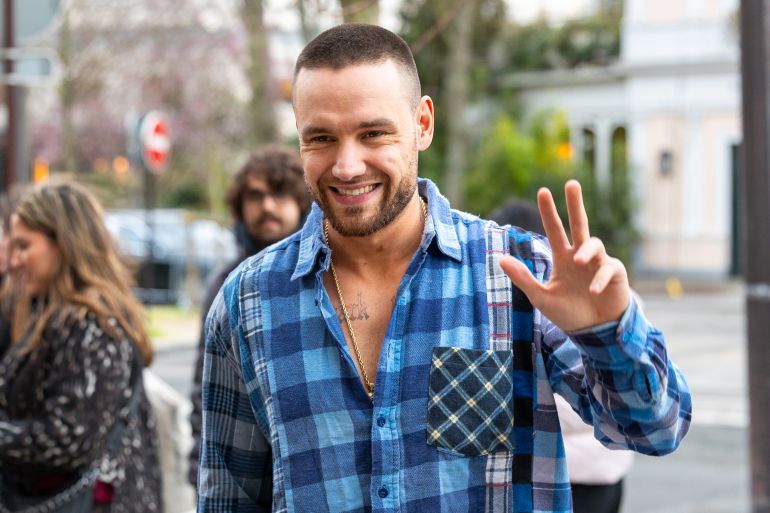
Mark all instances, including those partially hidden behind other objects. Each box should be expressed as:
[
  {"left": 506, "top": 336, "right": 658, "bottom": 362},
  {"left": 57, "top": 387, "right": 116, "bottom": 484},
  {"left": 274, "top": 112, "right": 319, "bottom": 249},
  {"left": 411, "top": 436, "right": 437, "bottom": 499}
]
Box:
[{"left": 198, "top": 178, "right": 692, "bottom": 513}]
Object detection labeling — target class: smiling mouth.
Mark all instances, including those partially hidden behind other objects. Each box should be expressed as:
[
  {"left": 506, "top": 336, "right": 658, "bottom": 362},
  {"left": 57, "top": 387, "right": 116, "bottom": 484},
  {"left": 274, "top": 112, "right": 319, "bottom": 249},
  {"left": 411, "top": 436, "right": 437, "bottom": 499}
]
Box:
[{"left": 332, "top": 184, "right": 377, "bottom": 197}]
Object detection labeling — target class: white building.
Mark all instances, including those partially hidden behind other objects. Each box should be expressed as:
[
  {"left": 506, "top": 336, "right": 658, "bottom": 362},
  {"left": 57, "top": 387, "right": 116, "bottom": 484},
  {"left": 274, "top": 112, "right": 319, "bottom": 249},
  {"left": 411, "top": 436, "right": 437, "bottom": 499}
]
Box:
[{"left": 504, "top": 0, "right": 741, "bottom": 276}]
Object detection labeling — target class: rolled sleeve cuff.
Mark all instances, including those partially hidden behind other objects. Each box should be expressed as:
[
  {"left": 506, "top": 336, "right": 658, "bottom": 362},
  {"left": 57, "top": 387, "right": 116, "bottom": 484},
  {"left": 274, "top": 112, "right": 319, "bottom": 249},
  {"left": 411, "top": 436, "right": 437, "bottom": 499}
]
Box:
[{"left": 568, "top": 295, "right": 649, "bottom": 365}]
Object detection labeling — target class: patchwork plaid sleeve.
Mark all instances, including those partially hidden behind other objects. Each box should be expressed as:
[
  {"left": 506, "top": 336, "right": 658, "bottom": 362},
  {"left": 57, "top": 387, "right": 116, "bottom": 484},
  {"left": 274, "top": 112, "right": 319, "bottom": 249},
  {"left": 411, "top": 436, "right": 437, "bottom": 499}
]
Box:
[
  {"left": 530, "top": 234, "right": 692, "bottom": 456},
  {"left": 197, "top": 270, "right": 272, "bottom": 513}
]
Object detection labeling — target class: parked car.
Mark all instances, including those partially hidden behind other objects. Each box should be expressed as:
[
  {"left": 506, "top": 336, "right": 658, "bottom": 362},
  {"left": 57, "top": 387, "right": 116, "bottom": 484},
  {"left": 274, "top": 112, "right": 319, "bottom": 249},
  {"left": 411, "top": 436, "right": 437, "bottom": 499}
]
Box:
[{"left": 105, "top": 209, "right": 237, "bottom": 305}]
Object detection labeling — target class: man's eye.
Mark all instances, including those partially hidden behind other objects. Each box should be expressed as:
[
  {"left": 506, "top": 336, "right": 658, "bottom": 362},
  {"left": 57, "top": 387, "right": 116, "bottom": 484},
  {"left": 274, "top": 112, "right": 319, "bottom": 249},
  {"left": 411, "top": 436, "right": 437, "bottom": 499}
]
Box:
[
  {"left": 310, "top": 135, "right": 331, "bottom": 143},
  {"left": 244, "top": 190, "right": 267, "bottom": 202},
  {"left": 363, "top": 131, "right": 384, "bottom": 138}
]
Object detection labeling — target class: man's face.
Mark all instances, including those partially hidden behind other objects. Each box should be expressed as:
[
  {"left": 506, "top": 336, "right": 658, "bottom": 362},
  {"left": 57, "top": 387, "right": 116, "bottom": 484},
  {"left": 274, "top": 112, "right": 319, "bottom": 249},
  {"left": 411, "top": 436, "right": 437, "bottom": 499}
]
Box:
[
  {"left": 293, "top": 60, "right": 434, "bottom": 237},
  {"left": 241, "top": 176, "right": 302, "bottom": 244}
]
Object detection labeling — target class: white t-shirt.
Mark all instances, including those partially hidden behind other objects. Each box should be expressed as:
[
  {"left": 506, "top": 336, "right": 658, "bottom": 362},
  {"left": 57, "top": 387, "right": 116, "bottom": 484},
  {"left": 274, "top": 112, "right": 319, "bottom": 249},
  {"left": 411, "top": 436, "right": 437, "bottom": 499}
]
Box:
[{"left": 555, "top": 394, "right": 635, "bottom": 484}]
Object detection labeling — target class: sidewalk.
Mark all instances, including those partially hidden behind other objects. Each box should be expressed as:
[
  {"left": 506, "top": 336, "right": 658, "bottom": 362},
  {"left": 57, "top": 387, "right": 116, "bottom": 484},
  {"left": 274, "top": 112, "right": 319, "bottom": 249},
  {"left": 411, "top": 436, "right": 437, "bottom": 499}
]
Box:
[
  {"left": 621, "top": 279, "right": 749, "bottom": 513},
  {"left": 631, "top": 275, "right": 743, "bottom": 296},
  {"left": 145, "top": 305, "right": 201, "bottom": 352}
]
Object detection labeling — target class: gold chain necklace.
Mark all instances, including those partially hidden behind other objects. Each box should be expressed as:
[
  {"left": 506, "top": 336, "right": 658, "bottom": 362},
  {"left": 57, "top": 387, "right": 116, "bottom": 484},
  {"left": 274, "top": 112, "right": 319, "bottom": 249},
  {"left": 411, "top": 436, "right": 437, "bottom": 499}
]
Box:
[{"left": 323, "top": 197, "right": 427, "bottom": 401}]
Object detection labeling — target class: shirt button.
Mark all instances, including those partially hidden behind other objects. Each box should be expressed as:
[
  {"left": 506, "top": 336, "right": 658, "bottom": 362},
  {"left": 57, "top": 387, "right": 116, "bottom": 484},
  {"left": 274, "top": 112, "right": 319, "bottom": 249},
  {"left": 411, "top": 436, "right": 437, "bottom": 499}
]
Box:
[
  {"left": 378, "top": 486, "right": 389, "bottom": 498},
  {"left": 376, "top": 416, "right": 386, "bottom": 427}
]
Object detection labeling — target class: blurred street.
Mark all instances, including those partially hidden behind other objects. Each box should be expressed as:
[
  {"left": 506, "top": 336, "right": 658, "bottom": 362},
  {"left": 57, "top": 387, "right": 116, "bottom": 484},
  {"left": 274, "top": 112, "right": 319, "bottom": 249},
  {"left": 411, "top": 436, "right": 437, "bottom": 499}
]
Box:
[
  {"left": 150, "top": 280, "right": 750, "bottom": 513},
  {"left": 621, "top": 280, "right": 748, "bottom": 513}
]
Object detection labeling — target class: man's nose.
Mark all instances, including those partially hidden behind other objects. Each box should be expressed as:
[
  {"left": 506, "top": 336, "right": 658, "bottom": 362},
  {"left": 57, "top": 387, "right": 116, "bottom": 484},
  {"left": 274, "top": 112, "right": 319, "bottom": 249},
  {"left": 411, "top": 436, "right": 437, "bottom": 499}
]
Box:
[
  {"left": 261, "top": 193, "right": 279, "bottom": 212},
  {"left": 332, "top": 142, "right": 366, "bottom": 181}
]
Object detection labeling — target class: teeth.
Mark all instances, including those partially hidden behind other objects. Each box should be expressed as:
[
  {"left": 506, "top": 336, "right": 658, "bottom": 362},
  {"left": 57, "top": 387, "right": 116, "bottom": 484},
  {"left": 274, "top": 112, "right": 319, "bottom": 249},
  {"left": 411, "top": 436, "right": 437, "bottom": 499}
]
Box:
[{"left": 337, "top": 185, "right": 375, "bottom": 197}]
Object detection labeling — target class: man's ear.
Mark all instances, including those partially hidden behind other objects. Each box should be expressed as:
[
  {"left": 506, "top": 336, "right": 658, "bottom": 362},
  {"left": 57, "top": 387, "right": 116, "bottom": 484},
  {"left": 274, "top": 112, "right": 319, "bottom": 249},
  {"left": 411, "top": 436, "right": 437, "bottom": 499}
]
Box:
[{"left": 416, "top": 96, "right": 435, "bottom": 151}]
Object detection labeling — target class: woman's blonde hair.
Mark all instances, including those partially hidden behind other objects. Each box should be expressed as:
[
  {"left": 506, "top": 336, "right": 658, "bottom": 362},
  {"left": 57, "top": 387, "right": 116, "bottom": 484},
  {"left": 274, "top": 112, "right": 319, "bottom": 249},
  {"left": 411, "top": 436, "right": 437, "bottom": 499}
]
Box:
[{"left": 2, "top": 180, "right": 152, "bottom": 365}]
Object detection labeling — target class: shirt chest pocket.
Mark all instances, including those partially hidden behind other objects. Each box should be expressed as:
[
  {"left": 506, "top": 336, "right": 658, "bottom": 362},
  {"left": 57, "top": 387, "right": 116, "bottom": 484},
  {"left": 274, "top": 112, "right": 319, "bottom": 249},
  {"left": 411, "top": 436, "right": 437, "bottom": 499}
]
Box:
[{"left": 426, "top": 346, "right": 515, "bottom": 457}]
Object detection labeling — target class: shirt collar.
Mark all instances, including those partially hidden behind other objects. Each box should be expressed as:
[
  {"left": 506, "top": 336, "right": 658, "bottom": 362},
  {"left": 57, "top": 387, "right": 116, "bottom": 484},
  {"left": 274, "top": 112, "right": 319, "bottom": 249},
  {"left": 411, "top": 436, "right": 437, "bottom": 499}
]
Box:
[{"left": 291, "top": 178, "right": 462, "bottom": 281}]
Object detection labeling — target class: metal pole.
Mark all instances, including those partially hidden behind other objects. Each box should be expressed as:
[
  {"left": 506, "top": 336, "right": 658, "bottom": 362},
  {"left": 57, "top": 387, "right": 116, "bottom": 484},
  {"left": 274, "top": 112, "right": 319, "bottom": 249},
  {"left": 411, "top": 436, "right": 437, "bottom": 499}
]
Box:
[
  {"left": 13, "top": 85, "right": 27, "bottom": 184},
  {"left": 143, "top": 167, "right": 156, "bottom": 303},
  {"left": 740, "top": 2, "right": 770, "bottom": 512},
  {"left": 2, "top": 0, "right": 16, "bottom": 190}
]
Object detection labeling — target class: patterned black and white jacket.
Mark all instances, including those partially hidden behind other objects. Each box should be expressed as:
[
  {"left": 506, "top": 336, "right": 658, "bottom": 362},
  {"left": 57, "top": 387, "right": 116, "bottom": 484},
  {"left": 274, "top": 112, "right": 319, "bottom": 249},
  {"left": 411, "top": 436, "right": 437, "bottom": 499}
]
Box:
[{"left": 0, "top": 310, "right": 163, "bottom": 513}]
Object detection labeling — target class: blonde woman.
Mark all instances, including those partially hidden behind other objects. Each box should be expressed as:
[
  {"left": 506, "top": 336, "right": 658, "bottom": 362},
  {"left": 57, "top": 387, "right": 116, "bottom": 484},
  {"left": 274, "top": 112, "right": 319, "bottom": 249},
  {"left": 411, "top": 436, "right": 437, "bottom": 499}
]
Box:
[{"left": 0, "top": 181, "right": 162, "bottom": 513}]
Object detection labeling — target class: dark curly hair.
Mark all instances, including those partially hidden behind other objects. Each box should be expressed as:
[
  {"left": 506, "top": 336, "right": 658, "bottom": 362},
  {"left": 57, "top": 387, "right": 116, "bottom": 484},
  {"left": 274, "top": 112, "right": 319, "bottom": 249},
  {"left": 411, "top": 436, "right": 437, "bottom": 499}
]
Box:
[
  {"left": 226, "top": 145, "right": 311, "bottom": 222},
  {"left": 488, "top": 198, "right": 545, "bottom": 235}
]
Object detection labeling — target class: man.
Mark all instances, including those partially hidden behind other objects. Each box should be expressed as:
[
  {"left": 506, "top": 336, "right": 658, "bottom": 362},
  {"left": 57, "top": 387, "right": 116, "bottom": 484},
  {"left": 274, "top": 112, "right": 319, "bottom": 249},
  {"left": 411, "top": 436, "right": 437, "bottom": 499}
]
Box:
[
  {"left": 188, "top": 145, "right": 310, "bottom": 486},
  {"left": 198, "top": 24, "right": 691, "bottom": 513}
]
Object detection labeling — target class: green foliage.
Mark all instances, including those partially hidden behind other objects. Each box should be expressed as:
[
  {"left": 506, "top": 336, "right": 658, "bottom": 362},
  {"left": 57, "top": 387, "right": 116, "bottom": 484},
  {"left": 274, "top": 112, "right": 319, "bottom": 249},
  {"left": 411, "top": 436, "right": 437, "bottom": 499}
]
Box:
[
  {"left": 400, "top": 0, "right": 506, "bottom": 99},
  {"left": 464, "top": 116, "right": 534, "bottom": 214},
  {"left": 71, "top": 170, "right": 142, "bottom": 209},
  {"left": 465, "top": 110, "right": 573, "bottom": 217},
  {"left": 502, "top": 20, "right": 560, "bottom": 71},
  {"left": 416, "top": 142, "right": 445, "bottom": 186},
  {"left": 398, "top": 0, "right": 507, "bottom": 187},
  {"left": 160, "top": 178, "right": 209, "bottom": 210},
  {"left": 397, "top": 0, "right": 637, "bottom": 268},
  {"left": 397, "top": 0, "right": 620, "bottom": 189},
  {"left": 465, "top": 109, "right": 638, "bottom": 271},
  {"left": 503, "top": 8, "right": 622, "bottom": 72},
  {"left": 578, "top": 134, "right": 639, "bottom": 269},
  {"left": 156, "top": 152, "right": 212, "bottom": 211}
]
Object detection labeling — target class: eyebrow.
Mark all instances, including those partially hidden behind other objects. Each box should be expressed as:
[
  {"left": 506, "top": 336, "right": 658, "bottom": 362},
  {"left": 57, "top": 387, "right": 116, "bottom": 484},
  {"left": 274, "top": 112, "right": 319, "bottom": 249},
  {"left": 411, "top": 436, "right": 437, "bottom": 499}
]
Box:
[
  {"left": 300, "top": 126, "right": 328, "bottom": 138},
  {"left": 300, "top": 118, "right": 398, "bottom": 139},
  {"left": 357, "top": 118, "right": 397, "bottom": 130}
]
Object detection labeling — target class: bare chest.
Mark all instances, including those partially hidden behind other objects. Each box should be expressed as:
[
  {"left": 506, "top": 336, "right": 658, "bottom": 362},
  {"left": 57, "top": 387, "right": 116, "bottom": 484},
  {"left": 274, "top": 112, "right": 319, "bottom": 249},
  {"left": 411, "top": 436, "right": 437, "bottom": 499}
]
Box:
[{"left": 323, "top": 271, "right": 401, "bottom": 391}]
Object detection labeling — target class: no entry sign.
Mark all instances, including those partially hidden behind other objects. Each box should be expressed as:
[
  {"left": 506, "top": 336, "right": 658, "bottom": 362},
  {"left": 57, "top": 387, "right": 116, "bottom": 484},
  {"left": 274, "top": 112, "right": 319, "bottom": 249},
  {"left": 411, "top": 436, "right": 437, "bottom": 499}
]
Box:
[{"left": 139, "top": 111, "right": 170, "bottom": 174}]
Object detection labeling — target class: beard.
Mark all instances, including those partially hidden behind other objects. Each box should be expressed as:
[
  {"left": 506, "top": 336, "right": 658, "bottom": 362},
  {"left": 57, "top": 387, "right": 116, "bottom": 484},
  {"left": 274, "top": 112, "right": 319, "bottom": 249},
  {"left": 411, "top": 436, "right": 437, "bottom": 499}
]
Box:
[
  {"left": 246, "top": 213, "right": 287, "bottom": 243},
  {"left": 311, "top": 155, "right": 418, "bottom": 237}
]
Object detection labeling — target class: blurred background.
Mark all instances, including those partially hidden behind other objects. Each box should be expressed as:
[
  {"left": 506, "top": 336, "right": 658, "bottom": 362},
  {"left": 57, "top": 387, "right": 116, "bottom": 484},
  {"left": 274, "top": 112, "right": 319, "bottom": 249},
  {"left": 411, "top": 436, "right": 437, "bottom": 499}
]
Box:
[{"left": 0, "top": 0, "right": 761, "bottom": 512}]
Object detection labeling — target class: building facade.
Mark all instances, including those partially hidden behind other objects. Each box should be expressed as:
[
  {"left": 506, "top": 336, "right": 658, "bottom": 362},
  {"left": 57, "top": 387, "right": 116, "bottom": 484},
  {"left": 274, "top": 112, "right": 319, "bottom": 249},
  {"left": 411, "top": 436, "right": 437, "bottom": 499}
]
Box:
[{"left": 504, "top": 0, "right": 741, "bottom": 276}]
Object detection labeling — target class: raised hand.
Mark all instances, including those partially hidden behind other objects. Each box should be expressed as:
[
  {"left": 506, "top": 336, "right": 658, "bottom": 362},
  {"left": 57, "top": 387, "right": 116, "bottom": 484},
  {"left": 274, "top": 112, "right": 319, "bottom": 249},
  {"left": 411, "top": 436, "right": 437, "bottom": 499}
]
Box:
[{"left": 500, "top": 180, "right": 630, "bottom": 332}]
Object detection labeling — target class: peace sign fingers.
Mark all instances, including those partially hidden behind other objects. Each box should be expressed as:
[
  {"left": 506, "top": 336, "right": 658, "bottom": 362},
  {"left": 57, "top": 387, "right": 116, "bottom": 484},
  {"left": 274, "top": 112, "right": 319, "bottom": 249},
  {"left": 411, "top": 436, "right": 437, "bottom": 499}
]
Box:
[
  {"left": 537, "top": 180, "right": 592, "bottom": 255},
  {"left": 536, "top": 187, "right": 570, "bottom": 253},
  {"left": 565, "top": 180, "right": 590, "bottom": 248},
  {"left": 503, "top": 179, "right": 630, "bottom": 332}
]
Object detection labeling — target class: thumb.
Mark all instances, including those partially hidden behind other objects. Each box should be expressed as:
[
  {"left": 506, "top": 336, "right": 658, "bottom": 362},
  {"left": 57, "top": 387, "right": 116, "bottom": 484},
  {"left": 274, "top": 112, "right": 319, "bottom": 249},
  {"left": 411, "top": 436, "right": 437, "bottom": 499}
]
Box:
[{"left": 499, "top": 255, "right": 543, "bottom": 304}]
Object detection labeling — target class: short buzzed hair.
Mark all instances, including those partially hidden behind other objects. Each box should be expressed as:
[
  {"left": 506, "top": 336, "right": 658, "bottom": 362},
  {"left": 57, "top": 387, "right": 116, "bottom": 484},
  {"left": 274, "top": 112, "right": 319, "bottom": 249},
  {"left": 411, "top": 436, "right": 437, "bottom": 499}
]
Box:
[{"left": 292, "top": 23, "right": 421, "bottom": 109}]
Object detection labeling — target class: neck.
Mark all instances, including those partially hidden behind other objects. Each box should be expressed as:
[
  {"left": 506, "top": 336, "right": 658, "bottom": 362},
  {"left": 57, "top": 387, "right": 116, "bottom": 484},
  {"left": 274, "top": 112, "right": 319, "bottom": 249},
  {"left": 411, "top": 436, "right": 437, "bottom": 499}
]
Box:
[
  {"left": 325, "top": 193, "right": 425, "bottom": 275},
  {"left": 235, "top": 222, "right": 266, "bottom": 256}
]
